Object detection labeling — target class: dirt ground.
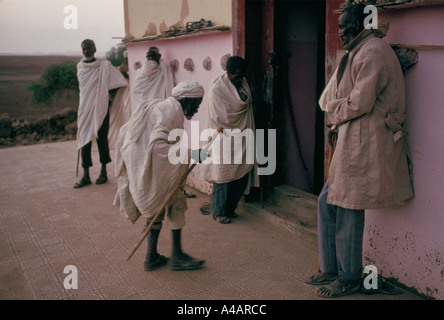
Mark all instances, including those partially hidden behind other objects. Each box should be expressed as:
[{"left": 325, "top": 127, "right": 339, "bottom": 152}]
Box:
[{"left": 0, "top": 55, "right": 81, "bottom": 121}]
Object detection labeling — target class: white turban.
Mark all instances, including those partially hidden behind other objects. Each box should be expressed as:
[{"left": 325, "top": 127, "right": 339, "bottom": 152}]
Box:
[{"left": 172, "top": 80, "right": 204, "bottom": 99}]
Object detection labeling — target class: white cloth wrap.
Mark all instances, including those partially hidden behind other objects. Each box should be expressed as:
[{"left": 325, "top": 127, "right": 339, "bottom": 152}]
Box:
[
  {"left": 76, "top": 57, "right": 127, "bottom": 149},
  {"left": 172, "top": 80, "right": 204, "bottom": 99},
  {"left": 113, "top": 97, "right": 189, "bottom": 226},
  {"left": 200, "top": 73, "right": 259, "bottom": 193},
  {"left": 132, "top": 60, "right": 174, "bottom": 114}
]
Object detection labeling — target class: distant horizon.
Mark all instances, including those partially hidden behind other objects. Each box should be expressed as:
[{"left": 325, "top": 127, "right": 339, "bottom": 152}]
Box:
[
  {"left": 0, "top": 0, "right": 124, "bottom": 56},
  {"left": 0, "top": 47, "right": 125, "bottom": 57}
]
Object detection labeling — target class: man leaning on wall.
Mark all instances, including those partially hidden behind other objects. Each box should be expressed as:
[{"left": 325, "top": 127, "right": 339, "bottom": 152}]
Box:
[{"left": 305, "top": 1, "right": 414, "bottom": 298}]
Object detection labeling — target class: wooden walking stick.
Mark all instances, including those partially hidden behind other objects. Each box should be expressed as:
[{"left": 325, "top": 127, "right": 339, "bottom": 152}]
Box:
[
  {"left": 126, "top": 127, "right": 224, "bottom": 261},
  {"left": 76, "top": 149, "right": 80, "bottom": 177}
]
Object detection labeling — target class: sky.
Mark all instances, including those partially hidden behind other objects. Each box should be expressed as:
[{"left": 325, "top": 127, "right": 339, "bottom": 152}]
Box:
[{"left": 0, "top": 0, "right": 125, "bottom": 56}]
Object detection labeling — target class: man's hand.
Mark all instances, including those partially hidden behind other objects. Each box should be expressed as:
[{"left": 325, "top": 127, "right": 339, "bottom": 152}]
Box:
[
  {"left": 328, "top": 129, "right": 338, "bottom": 147},
  {"left": 191, "top": 149, "right": 209, "bottom": 163}
]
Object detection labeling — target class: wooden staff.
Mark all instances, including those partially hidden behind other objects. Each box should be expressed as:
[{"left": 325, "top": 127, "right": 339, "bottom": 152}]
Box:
[
  {"left": 324, "top": 131, "right": 337, "bottom": 182},
  {"left": 76, "top": 149, "right": 80, "bottom": 177},
  {"left": 126, "top": 127, "right": 224, "bottom": 261}
]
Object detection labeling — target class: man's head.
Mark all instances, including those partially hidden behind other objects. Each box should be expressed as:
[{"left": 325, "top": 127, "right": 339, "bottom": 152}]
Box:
[
  {"left": 338, "top": 3, "right": 367, "bottom": 47},
  {"left": 81, "top": 39, "right": 96, "bottom": 59},
  {"left": 226, "top": 56, "right": 247, "bottom": 88},
  {"left": 146, "top": 46, "right": 161, "bottom": 65},
  {"left": 172, "top": 81, "right": 205, "bottom": 120}
]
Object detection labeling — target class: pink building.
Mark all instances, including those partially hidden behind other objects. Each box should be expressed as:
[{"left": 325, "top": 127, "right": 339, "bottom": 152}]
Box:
[
  {"left": 123, "top": 0, "right": 444, "bottom": 299},
  {"left": 363, "top": 2, "right": 444, "bottom": 300},
  {"left": 325, "top": 0, "right": 444, "bottom": 300}
]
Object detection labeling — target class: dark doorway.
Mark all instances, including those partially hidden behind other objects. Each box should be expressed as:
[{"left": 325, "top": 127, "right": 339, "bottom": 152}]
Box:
[
  {"left": 242, "top": 0, "right": 326, "bottom": 197},
  {"left": 274, "top": 0, "right": 326, "bottom": 195}
]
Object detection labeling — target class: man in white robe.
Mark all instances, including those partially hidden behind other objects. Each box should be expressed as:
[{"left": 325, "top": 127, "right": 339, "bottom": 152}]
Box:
[
  {"left": 132, "top": 47, "right": 195, "bottom": 198},
  {"left": 200, "top": 56, "right": 259, "bottom": 224},
  {"left": 131, "top": 46, "right": 174, "bottom": 114},
  {"left": 74, "top": 39, "right": 127, "bottom": 188},
  {"left": 108, "top": 51, "right": 131, "bottom": 150},
  {"left": 114, "top": 81, "right": 206, "bottom": 271}
]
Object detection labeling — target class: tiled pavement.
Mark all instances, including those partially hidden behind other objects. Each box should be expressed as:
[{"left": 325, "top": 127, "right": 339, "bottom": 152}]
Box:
[{"left": 0, "top": 141, "right": 423, "bottom": 301}]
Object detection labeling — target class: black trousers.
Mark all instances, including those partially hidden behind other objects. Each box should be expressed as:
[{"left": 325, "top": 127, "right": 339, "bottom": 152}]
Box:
[
  {"left": 81, "top": 111, "right": 111, "bottom": 168},
  {"left": 210, "top": 173, "right": 250, "bottom": 218}
]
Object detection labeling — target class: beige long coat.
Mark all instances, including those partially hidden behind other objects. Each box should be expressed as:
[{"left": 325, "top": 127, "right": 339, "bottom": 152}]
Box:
[{"left": 325, "top": 30, "right": 414, "bottom": 210}]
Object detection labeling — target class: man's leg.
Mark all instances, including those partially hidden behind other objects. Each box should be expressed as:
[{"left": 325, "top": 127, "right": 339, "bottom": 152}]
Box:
[
  {"left": 165, "top": 202, "right": 205, "bottom": 271},
  {"left": 305, "top": 182, "right": 338, "bottom": 285},
  {"left": 170, "top": 229, "right": 205, "bottom": 271},
  {"left": 96, "top": 111, "right": 111, "bottom": 184},
  {"left": 144, "top": 221, "right": 167, "bottom": 271},
  {"left": 210, "top": 182, "right": 231, "bottom": 223},
  {"left": 335, "top": 206, "right": 365, "bottom": 281},
  {"left": 225, "top": 173, "right": 249, "bottom": 218},
  {"left": 317, "top": 182, "right": 339, "bottom": 275},
  {"left": 314, "top": 184, "right": 365, "bottom": 298},
  {"left": 73, "top": 142, "right": 93, "bottom": 188}
]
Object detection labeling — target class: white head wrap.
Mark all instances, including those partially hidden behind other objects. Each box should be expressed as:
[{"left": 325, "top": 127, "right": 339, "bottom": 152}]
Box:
[{"left": 172, "top": 80, "right": 204, "bottom": 99}]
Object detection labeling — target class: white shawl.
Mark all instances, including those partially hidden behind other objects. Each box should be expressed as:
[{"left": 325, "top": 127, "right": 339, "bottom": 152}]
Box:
[
  {"left": 113, "top": 97, "right": 189, "bottom": 223},
  {"left": 76, "top": 57, "right": 127, "bottom": 149},
  {"left": 200, "top": 73, "right": 259, "bottom": 190},
  {"left": 108, "top": 82, "right": 131, "bottom": 149},
  {"left": 132, "top": 60, "right": 174, "bottom": 114}
]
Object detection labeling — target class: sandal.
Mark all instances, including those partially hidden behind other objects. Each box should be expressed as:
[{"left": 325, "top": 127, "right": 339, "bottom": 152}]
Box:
[
  {"left": 73, "top": 177, "right": 92, "bottom": 189},
  {"left": 200, "top": 203, "right": 210, "bottom": 215},
  {"left": 315, "top": 276, "right": 361, "bottom": 298},
  {"left": 95, "top": 175, "right": 108, "bottom": 185},
  {"left": 304, "top": 272, "right": 338, "bottom": 285},
  {"left": 359, "top": 275, "right": 402, "bottom": 295},
  {"left": 144, "top": 255, "right": 168, "bottom": 272},
  {"left": 213, "top": 216, "right": 231, "bottom": 224}
]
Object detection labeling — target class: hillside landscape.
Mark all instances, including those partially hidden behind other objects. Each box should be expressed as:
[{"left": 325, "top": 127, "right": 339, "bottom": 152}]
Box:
[{"left": 0, "top": 55, "right": 81, "bottom": 147}]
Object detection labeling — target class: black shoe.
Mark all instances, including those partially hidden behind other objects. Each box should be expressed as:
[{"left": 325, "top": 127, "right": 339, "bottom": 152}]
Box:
[
  {"left": 169, "top": 254, "right": 205, "bottom": 271},
  {"left": 96, "top": 175, "right": 108, "bottom": 185},
  {"left": 144, "top": 255, "right": 168, "bottom": 271}
]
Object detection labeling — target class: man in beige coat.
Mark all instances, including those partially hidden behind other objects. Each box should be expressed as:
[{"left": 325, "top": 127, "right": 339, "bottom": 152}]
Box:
[{"left": 305, "top": 3, "right": 414, "bottom": 298}]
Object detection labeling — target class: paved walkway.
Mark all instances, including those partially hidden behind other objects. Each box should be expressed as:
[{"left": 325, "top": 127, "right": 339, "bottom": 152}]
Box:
[{"left": 0, "top": 141, "right": 423, "bottom": 301}]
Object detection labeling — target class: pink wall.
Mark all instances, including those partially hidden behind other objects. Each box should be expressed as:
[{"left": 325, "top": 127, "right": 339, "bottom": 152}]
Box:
[
  {"left": 125, "top": 31, "right": 233, "bottom": 194},
  {"left": 363, "top": 6, "right": 444, "bottom": 299}
]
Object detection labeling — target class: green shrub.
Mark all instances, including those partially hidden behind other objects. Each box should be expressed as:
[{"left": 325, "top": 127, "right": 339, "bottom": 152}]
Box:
[{"left": 27, "top": 60, "right": 79, "bottom": 105}]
